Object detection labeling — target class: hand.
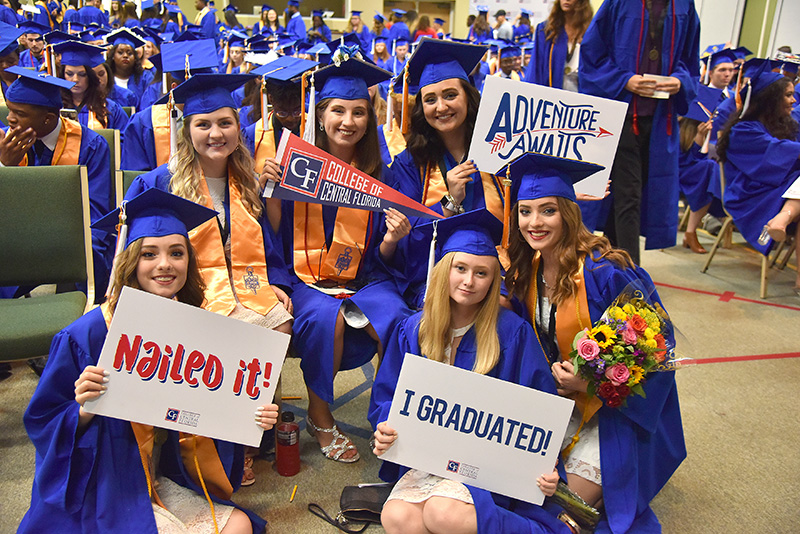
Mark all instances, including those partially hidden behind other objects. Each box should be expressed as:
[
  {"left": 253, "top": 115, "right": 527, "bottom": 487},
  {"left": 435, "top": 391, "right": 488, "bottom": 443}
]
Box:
[
  {"left": 75, "top": 365, "right": 108, "bottom": 428},
  {"left": 655, "top": 76, "right": 681, "bottom": 95},
  {"left": 271, "top": 285, "right": 293, "bottom": 314},
  {"left": 624, "top": 75, "right": 657, "bottom": 97},
  {"left": 372, "top": 421, "right": 397, "bottom": 456},
  {"left": 258, "top": 157, "right": 282, "bottom": 190},
  {"left": 0, "top": 126, "right": 36, "bottom": 166},
  {"left": 575, "top": 180, "right": 611, "bottom": 201},
  {"left": 444, "top": 160, "right": 478, "bottom": 206},
  {"left": 552, "top": 361, "right": 588, "bottom": 395},
  {"left": 382, "top": 208, "right": 411, "bottom": 245},
  {"left": 694, "top": 119, "right": 712, "bottom": 146},
  {"left": 537, "top": 469, "right": 559, "bottom": 497},
  {"left": 255, "top": 403, "right": 279, "bottom": 430}
]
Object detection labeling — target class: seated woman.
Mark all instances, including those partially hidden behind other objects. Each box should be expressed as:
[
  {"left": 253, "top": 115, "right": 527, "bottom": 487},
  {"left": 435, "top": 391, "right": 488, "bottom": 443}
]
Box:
[
  {"left": 764, "top": 180, "right": 800, "bottom": 291},
  {"left": 105, "top": 28, "right": 155, "bottom": 110},
  {"left": 93, "top": 60, "right": 138, "bottom": 109},
  {"left": 260, "top": 53, "right": 412, "bottom": 463},
  {"left": 19, "top": 188, "right": 275, "bottom": 533},
  {"left": 503, "top": 152, "right": 685, "bottom": 534},
  {"left": 717, "top": 62, "right": 800, "bottom": 274},
  {"left": 55, "top": 41, "right": 129, "bottom": 131},
  {"left": 369, "top": 209, "right": 568, "bottom": 534}
]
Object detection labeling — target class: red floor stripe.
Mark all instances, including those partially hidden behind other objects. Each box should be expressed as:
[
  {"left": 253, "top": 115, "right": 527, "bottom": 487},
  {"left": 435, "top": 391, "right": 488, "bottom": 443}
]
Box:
[
  {"left": 654, "top": 281, "right": 800, "bottom": 311},
  {"left": 688, "top": 352, "right": 800, "bottom": 365}
]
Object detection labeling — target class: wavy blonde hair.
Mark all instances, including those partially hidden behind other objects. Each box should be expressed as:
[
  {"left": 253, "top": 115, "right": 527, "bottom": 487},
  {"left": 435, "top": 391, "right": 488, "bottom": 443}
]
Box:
[
  {"left": 169, "top": 109, "right": 263, "bottom": 219},
  {"left": 418, "top": 252, "right": 501, "bottom": 375}
]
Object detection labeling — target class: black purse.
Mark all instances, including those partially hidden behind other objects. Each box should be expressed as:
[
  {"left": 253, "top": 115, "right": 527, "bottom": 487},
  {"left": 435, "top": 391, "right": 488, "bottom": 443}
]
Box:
[{"left": 308, "top": 482, "right": 394, "bottom": 533}]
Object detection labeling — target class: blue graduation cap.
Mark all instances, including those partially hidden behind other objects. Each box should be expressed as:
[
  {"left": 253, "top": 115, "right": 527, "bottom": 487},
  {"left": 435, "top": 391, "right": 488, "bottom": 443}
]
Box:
[
  {"left": 509, "top": 152, "right": 604, "bottom": 204},
  {"left": 160, "top": 73, "right": 256, "bottom": 116},
  {"left": 731, "top": 46, "right": 752, "bottom": 61},
  {"left": 295, "top": 40, "right": 313, "bottom": 54},
  {"left": 165, "top": 3, "right": 182, "bottom": 14},
  {"left": 93, "top": 188, "right": 217, "bottom": 250},
  {"left": 520, "top": 8, "right": 532, "bottom": 16},
  {"left": 159, "top": 31, "right": 175, "bottom": 43},
  {"left": 287, "top": 0, "right": 299, "bottom": 7},
  {"left": 434, "top": 17, "right": 445, "bottom": 25},
  {"left": 260, "top": 4, "right": 273, "bottom": 12},
  {"left": 423, "top": 208, "right": 503, "bottom": 262},
  {"left": 393, "top": 37, "right": 409, "bottom": 49},
  {"left": 174, "top": 29, "right": 199, "bottom": 42},
  {"left": 391, "top": 73, "right": 417, "bottom": 96},
  {"left": 160, "top": 39, "right": 219, "bottom": 74},
  {"left": 741, "top": 57, "right": 777, "bottom": 79},
  {"left": 224, "top": 4, "right": 238, "bottom": 12},
  {"left": 392, "top": 9, "right": 406, "bottom": 16},
  {"left": 66, "top": 21, "right": 86, "bottom": 33},
  {"left": 350, "top": 10, "right": 362, "bottom": 17},
  {"left": 5, "top": 66, "right": 74, "bottom": 109},
  {"left": 139, "top": 27, "right": 164, "bottom": 47},
  {"left": 498, "top": 43, "right": 520, "bottom": 59},
  {"left": 306, "top": 42, "right": 331, "bottom": 57},
  {"left": 702, "top": 49, "right": 737, "bottom": 69},
  {"left": 745, "top": 60, "right": 784, "bottom": 98},
  {"left": 148, "top": 52, "right": 162, "bottom": 71},
  {"left": 312, "top": 9, "right": 324, "bottom": 17},
  {"left": 227, "top": 30, "right": 247, "bottom": 48},
  {"left": 314, "top": 56, "right": 391, "bottom": 101},
  {"left": 683, "top": 84, "right": 722, "bottom": 123},
  {"left": 53, "top": 41, "right": 106, "bottom": 68},
  {"left": 476, "top": 5, "right": 489, "bottom": 15},
  {"left": 0, "top": 22, "right": 25, "bottom": 56},
  {"left": 106, "top": 28, "right": 147, "bottom": 49},
  {"left": 141, "top": 0, "right": 155, "bottom": 9},
  {"left": 701, "top": 43, "right": 726, "bottom": 57},
  {"left": 407, "top": 38, "right": 488, "bottom": 89},
  {"left": 374, "top": 10, "right": 385, "bottom": 22},
  {"left": 324, "top": 32, "right": 363, "bottom": 55},
  {"left": 373, "top": 35, "right": 388, "bottom": 44},
  {"left": 17, "top": 20, "right": 49, "bottom": 36},
  {"left": 253, "top": 55, "right": 316, "bottom": 82},
  {"left": 44, "top": 30, "right": 78, "bottom": 46}
]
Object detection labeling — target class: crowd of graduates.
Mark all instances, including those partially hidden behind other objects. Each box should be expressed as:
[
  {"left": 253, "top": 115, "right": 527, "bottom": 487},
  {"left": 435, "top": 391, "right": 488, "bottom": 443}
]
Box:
[{"left": 2, "top": 0, "right": 799, "bottom": 533}]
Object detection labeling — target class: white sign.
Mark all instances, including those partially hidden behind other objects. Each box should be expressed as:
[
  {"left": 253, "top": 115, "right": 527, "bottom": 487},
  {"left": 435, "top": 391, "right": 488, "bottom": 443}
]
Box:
[
  {"left": 84, "top": 287, "right": 289, "bottom": 447},
  {"left": 381, "top": 355, "right": 574, "bottom": 505},
  {"left": 469, "top": 76, "right": 629, "bottom": 198}
]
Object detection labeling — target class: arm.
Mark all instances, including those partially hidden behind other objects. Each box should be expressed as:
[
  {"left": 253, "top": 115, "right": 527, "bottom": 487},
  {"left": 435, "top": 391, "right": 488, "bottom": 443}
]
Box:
[{"left": 578, "top": 1, "right": 635, "bottom": 100}]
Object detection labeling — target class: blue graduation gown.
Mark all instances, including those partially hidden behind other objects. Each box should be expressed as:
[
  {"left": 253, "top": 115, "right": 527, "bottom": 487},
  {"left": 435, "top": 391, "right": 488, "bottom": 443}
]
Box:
[
  {"left": 285, "top": 12, "right": 305, "bottom": 41},
  {"left": 77, "top": 5, "right": 107, "bottom": 26},
  {"left": 76, "top": 99, "right": 130, "bottom": 131},
  {"left": 253, "top": 22, "right": 283, "bottom": 35},
  {"left": 514, "top": 255, "right": 686, "bottom": 534},
  {"left": 513, "top": 23, "right": 532, "bottom": 43},
  {"left": 524, "top": 23, "right": 566, "bottom": 88},
  {"left": 678, "top": 142, "right": 720, "bottom": 211},
  {"left": 197, "top": 7, "right": 218, "bottom": 43},
  {"left": 121, "top": 105, "right": 171, "bottom": 171},
  {"left": 116, "top": 69, "right": 155, "bottom": 110},
  {"left": 723, "top": 120, "right": 800, "bottom": 254},
  {"left": 138, "top": 82, "right": 164, "bottom": 111},
  {"left": 368, "top": 309, "right": 570, "bottom": 534},
  {"left": 388, "top": 21, "right": 410, "bottom": 45},
  {"left": 307, "top": 24, "right": 331, "bottom": 44},
  {"left": 18, "top": 49, "right": 43, "bottom": 71},
  {"left": 19, "top": 308, "right": 267, "bottom": 534},
  {"left": 579, "top": 0, "right": 700, "bottom": 250},
  {"left": 0, "top": 4, "right": 19, "bottom": 25},
  {"left": 278, "top": 166, "right": 412, "bottom": 403},
  {"left": 108, "top": 83, "right": 139, "bottom": 109}
]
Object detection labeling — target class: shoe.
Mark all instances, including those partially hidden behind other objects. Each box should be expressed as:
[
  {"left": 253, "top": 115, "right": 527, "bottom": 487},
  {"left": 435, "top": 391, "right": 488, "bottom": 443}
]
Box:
[
  {"left": 682, "top": 231, "right": 707, "bottom": 254},
  {"left": 765, "top": 210, "right": 793, "bottom": 243},
  {"left": 306, "top": 416, "right": 360, "bottom": 463},
  {"left": 241, "top": 457, "right": 256, "bottom": 486},
  {"left": 702, "top": 214, "right": 722, "bottom": 236}
]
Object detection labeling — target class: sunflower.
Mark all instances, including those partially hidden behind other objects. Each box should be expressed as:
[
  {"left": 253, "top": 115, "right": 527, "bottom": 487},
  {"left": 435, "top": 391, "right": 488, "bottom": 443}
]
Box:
[
  {"left": 628, "top": 365, "right": 644, "bottom": 385},
  {"left": 589, "top": 324, "right": 617, "bottom": 349}
]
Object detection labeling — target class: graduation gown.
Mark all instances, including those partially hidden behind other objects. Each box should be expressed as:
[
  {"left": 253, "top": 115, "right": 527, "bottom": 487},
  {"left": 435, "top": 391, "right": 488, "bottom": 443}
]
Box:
[
  {"left": 77, "top": 5, "right": 107, "bottom": 26},
  {"left": 678, "top": 142, "right": 721, "bottom": 211},
  {"left": 524, "top": 23, "right": 567, "bottom": 88},
  {"left": 285, "top": 12, "right": 305, "bottom": 41},
  {"left": 76, "top": 99, "right": 130, "bottom": 131},
  {"left": 368, "top": 309, "right": 570, "bottom": 534},
  {"left": 19, "top": 307, "right": 267, "bottom": 534},
  {"left": 307, "top": 24, "right": 331, "bottom": 44},
  {"left": 723, "top": 120, "right": 800, "bottom": 254},
  {"left": 387, "top": 21, "right": 410, "bottom": 45},
  {"left": 108, "top": 83, "right": 138, "bottom": 109},
  {"left": 116, "top": 69, "right": 155, "bottom": 111},
  {"left": 120, "top": 104, "right": 174, "bottom": 171},
  {"left": 579, "top": 0, "right": 700, "bottom": 250},
  {"left": 18, "top": 49, "right": 43, "bottom": 71},
  {"left": 514, "top": 254, "right": 686, "bottom": 534},
  {"left": 277, "top": 166, "right": 412, "bottom": 403}
]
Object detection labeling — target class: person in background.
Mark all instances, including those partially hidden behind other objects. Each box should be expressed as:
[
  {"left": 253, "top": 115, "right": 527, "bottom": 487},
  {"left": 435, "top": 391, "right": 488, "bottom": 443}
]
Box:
[
  {"left": 0, "top": 22, "right": 22, "bottom": 102},
  {"left": 412, "top": 16, "right": 436, "bottom": 42},
  {"left": 432, "top": 17, "right": 445, "bottom": 39},
  {"left": 388, "top": 38, "right": 408, "bottom": 78},
  {"left": 493, "top": 9, "right": 513, "bottom": 41},
  {"left": 346, "top": 10, "right": 371, "bottom": 51},
  {"left": 108, "top": 0, "right": 121, "bottom": 27},
  {"left": 513, "top": 8, "right": 532, "bottom": 43},
  {"left": 494, "top": 44, "right": 523, "bottom": 80},
  {"left": 254, "top": 4, "right": 282, "bottom": 35},
  {"left": 372, "top": 35, "right": 390, "bottom": 70},
  {"left": 17, "top": 20, "right": 47, "bottom": 71},
  {"left": 106, "top": 28, "right": 154, "bottom": 109},
  {"left": 467, "top": 7, "right": 491, "bottom": 44},
  {"left": 372, "top": 11, "right": 387, "bottom": 39},
  {"left": 284, "top": 0, "right": 305, "bottom": 41},
  {"left": 93, "top": 60, "right": 137, "bottom": 108},
  {"left": 119, "top": 1, "right": 139, "bottom": 28},
  {"left": 387, "top": 8, "right": 410, "bottom": 47},
  {"left": 702, "top": 48, "right": 736, "bottom": 100},
  {"left": 307, "top": 9, "right": 330, "bottom": 44},
  {"left": 77, "top": 0, "right": 107, "bottom": 28},
  {"left": 192, "top": 0, "right": 217, "bottom": 43}
]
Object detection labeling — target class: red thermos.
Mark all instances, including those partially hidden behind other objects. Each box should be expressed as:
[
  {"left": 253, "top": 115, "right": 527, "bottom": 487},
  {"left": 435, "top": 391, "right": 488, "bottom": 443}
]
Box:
[{"left": 276, "top": 411, "right": 300, "bottom": 476}]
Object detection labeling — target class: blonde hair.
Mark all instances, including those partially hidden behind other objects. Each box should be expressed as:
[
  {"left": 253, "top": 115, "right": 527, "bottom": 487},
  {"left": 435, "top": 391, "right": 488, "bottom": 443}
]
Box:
[
  {"left": 169, "top": 109, "right": 263, "bottom": 219},
  {"left": 418, "top": 252, "right": 501, "bottom": 375}
]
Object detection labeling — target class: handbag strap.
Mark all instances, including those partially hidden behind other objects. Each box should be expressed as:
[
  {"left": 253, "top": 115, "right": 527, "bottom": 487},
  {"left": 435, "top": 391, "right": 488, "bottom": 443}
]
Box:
[{"left": 307, "top": 503, "right": 371, "bottom": 534}]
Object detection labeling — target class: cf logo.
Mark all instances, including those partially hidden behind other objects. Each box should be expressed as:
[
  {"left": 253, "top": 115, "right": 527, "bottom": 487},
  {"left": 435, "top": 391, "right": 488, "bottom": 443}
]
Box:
[{"left": 290, "top": 156, "right": 319, "bottom": 190}]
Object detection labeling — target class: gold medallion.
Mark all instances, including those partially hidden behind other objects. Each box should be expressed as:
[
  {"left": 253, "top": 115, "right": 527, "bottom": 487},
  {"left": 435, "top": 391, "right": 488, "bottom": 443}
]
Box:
[
  {"left": 564, "top": 66, "right": 572, "bottom": 75},
  {"left": 649, "top": 48, "right": 659, "bottom": 61}
]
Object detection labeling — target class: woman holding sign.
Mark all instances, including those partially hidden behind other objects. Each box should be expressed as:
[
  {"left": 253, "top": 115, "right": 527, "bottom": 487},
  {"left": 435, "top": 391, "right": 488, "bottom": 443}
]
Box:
[
  {"left": 369, "top": 209, "right": 569, "bottom": 534},
  {"left": 20, "top": 189, "right": 277, "bottom": 533},
  {"left": 503, "top": 153, "right": 685, "bottom": 534},
  {"left": 260, "top": 52, "right": 413, "bottom": 463}
]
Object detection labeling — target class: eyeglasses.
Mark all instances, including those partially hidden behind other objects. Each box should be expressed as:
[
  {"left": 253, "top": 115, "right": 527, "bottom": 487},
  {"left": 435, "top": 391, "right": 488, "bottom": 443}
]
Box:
[{"left": 274, "top": 109, "right": 302, "bottom": 119}]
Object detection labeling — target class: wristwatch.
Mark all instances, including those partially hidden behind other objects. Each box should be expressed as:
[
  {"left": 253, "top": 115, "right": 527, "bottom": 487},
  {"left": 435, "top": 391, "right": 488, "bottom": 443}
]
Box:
[{"left": 440, "top": 194, "right": 465, "bottom": 214}]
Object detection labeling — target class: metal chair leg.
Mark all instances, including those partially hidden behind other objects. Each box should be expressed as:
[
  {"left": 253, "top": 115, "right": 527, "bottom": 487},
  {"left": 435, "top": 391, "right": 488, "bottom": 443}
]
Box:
[{"left": 701, "top": 216, "right": 733, "bottom": 273}]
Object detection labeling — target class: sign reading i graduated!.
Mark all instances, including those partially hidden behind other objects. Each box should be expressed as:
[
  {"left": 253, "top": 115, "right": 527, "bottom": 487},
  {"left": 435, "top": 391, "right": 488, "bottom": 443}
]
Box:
[{"left": 469, "top": 76, "right": 628, "bottom": 198}]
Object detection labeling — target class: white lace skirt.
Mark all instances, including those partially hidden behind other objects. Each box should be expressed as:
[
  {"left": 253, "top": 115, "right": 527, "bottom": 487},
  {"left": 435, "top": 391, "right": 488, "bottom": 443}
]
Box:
[
  {"left": 560, "top": 407, "right": 602, "bottom": 485},
  {"left": 386, "top": 469, "right": 474, "bottom": 505},
  {"left": 151, "top": 476, "right": 235, "bottom": 534}
]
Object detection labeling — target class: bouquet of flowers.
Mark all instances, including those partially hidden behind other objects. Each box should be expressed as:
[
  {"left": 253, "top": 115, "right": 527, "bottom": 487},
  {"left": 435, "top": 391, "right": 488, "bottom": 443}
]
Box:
[{"left": 570, "top": 280, "right": 676, "bottom": 408}]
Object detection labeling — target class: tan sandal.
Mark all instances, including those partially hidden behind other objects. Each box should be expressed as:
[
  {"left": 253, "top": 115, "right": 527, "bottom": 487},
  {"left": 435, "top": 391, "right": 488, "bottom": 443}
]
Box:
[
  {"left": 241, "top": 457, "right": 256, "bottom": 486},
  {"left": 306, "top": 416, "right": 360, "bottom": 463}
]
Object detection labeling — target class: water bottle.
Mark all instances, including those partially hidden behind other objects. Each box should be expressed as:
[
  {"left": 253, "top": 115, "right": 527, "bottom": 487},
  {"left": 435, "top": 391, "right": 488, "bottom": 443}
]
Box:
[{"left": 275, "top": 411, "right": 300, "bottom": 476}]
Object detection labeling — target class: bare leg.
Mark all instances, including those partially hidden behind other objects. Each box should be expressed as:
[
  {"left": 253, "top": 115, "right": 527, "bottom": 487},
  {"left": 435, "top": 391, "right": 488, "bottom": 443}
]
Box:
[
  {"left": 687, "top": 204, "right": 710, "bottom": 233},
  {"left": 421, "top": 497, "right": 478, "bottom": 534},
  {"left": 382, "top": 500, "right": 432, "bottom": 534},
  {"left": 566, "top": 473, "right": 603, "bottom": 508},
  {"left": 220, "top": 508, "right": 251, "bottom": 534},
  {"left": 766, "top": 199, "right": 800, "bottom": 242},
  {"left": 683, "top": 204, "right": 710, "bottom": 253}
]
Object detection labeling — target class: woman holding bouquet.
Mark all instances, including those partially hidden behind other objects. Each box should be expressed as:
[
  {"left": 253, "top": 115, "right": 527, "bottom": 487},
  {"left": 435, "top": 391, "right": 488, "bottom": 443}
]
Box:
[{"left": 503, "top": 153, "right": 685, "bottom": 534}]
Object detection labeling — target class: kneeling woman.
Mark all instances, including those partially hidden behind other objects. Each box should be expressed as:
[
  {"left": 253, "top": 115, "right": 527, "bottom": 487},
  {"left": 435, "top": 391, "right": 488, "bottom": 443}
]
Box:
[
  {"left": 20, "top": 189, "right": 275, "bottom": 533},
  {"left": 369, "top": 210, "right": 566, "bottom": 534},
  {"left": 503, "top": 153, "right": 685, "bottom": 533}
]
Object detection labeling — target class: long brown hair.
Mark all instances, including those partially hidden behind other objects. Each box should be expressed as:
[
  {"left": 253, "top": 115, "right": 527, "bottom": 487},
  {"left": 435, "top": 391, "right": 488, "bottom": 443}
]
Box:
[
  {"left": 315, "top": 97, "right": 383, "bottom": 179},
  {"left": 505, "top": 197, "right": 634, "bottom": 306},
  {"left": 545, "top": 0, "right": 594, "bottom": 43},
  {"left": 678, "top": 116, "right": 700, "bottom": 152},
  {"left": 59, "top": 64, "right": 108, "bottom": 128},
  {"left": 106, "top": 236, "right": 206, "bottom": 314}
]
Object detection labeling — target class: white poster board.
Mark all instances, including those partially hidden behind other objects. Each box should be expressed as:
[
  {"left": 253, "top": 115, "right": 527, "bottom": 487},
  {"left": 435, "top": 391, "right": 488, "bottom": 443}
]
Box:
[
  {"left": 381, "top": 355, "right": 574, "bottom": 505},
  {"left": 84, "top": 287, "right": 289, "bottom": 447},
  {"left": 469, "top": 76, "right": 629, "bottom": 198}
]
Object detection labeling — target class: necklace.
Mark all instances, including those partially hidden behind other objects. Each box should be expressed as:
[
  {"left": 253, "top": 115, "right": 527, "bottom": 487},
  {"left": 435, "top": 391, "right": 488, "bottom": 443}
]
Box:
[{"left": 540, "top": 271, "right": 553, "bottom": 290}]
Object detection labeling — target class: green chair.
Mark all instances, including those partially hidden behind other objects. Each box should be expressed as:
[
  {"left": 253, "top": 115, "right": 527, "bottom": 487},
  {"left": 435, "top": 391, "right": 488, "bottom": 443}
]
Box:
[
  {"left": 95, "top": 129, "right": 121, "bottom": 209},
  {"left": 0, "top": 165, "right": 95, "bottom": 361},
  {"left": 122, "top": 106, "right": 135, "bottom": 117},
  {"left": 0, "top": 104, "right": 8, "bottom": 126},
  {"left": 116, "top": 169, "right": 146, "bottom": 206}
]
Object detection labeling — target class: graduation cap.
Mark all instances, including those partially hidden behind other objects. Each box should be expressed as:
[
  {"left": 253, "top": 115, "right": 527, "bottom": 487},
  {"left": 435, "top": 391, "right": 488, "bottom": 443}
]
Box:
[
  {"left": 107, "top": 28, "right": 147, "bottom": 49},
  {"left": 407, "top": 38, "right": 488, "bottom": 89},
  {"left": 174, "top": 29, "right": 199, "bottom": 42},
  {"left": 165, "top": 3, "right": 182, "bottom": 14},
  {"left": 520, "top": 8, "right": 532, "bottom": 17},
  {"left": 44, "top": 30, "right": 78, "bottom": 46},
  {"left": 160, "top": 73, "right": 256, "bottom": 116},
  {"left": 5, "top": 65, "right": 75, "bottom": 109},
  {"left": 702, "top": 48, "right": 737, "bottom": 84},
  {"left": 160, "top": 39, "right": 219, "bottom": 74},
  {"left": 701, "top": 43, "right": 726, "bottom": 57},
  {"left": 141, "top": 0, "right": 155, "bottom": 9},
  {"left": 0, "top": 22, "right": 25, "bottom": 56},
  {"left": 224, "top": 4, "right": 238, "bottom": 13},
  {"left": 306, "top": 42, "right": 331, "bottom": 57},
  {"left": 350, "top": 10, "right": 362, "bottom": 17},
  {"left": 740, "top": 57, "right": 777, "bottom": 79},
  {"left": 148, "top": 52, "right": 162, "bottom": 71},
  {"left": 323, "top": 32, "right": 363, "bottom": 56},
  {"left": 393, "top": 37, "right": 409, "bottom": 49},
  {"left": 392, "top": 9, "right": 406, "bottom": 16},
  {"left": 227, "top": 30, "right": 247, "bottom": 48},
  {"left": 286, "top": 0, "right": 299, "bottom": 7},
  {"left": 424, "top": 209, "right": 503, "bottom": 264},
  {"left": 373, "top": 10, "right": 385, "bottom": 22},
  {"left": 252, "top": 55, "right": 316, "bottom": 82},
  {"left": 159, "top": 31, "right": 175, "bottom": 43},
  {"left": 434, "top": 17, "right": 445, "bottom": 25},
  {"left": 498, "top": 43, "right": 521, "bottom": 59},
  {"left": 93, "top": 188, "right": 217, "bottom": 250},
  {"left": 53, "top": 41, "right": 106, "bottom": 68},
  {"left": 476, "top": 5, "right": 489, "bottom": 15},
  {"left": 731, "top": 46, "right": 752, "bottom": 61},
  {"left": 295, "top": 40, "right": 313, "bottom": 54},
  {"left": 312, "top": 9, "right": 324, "bottom": 17},
  {"left": 683, "top": 84, "right": 722, "bottom": 123},
  {"left": 314, "top": 55, "right": 391, "bottom": 101},
  {"left": 17, "top": 20, "right": 49, "bottom": 36},
  {"left": 139, "top": 26, "right": 164, "bottom": 47},
  {"left": 509, "top": 152, "right": 604, "bottom": 204},
  {"left": 260, "top": 4, "right": 273, "bottom": 12}
]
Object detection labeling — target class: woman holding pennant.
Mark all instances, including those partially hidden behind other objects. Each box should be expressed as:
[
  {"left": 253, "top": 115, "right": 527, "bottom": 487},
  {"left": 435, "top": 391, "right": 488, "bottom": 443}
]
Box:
[
  {"left": 503, "top": 152, "right": 685, "bottom": 534},
  {"left": 20, "top": 188, "right": 276, "bottom": 533},
  {"left": 369, "top": 209, "right": 569, "bottom": 534},
  {"left": 260, "top": 49, "right": 413, "bottom": 463},
  {"left": 390, "top": 38, "right": 507, "bottom": 310}
]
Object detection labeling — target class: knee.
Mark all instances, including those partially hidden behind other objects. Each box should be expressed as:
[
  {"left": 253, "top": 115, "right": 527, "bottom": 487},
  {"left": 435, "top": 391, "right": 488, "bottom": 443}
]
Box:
[
  {"left": 381, "top": 500, "right": 417, "bottom": 534},
  {"left": 422, "top": 497, "right": 477, "bottom": 533},
  {"left": 221, "top": 508, "right": 251, "bottom": 534}
]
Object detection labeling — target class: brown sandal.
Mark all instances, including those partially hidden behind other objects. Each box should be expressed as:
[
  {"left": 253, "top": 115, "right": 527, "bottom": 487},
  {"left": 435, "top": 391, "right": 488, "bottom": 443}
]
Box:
[{"left": 241, "top": 457, "right": 256, "bottom": 486}]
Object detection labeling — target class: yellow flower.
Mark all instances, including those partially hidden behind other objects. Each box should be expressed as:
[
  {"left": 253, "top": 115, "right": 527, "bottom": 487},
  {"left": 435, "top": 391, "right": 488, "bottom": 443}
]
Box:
[
  {"left": 628, "top": 365, "right": 644, "bottom": 385},
  {"left": 589, "top": 324, "right": 617, "bottom": 349},
  {"left": 622, "top": 304, "right": 635, "bottom": 315},
  {"left": 643, "top": 310, "right": 661, "bottom": 330},
  {"left": 645, "top": 339, "right": 657, "bottom": 349},
  {"left": 644, "top": 327, "right": 655, "bottom": 340},
  {"left": 609, "top": 306, "right": 627, "bottom": 321}
]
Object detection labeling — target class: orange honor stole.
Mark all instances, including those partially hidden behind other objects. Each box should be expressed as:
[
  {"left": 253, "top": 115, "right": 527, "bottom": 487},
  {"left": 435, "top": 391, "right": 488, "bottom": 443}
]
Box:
[
  {"left": 20, "top": 118, "right": 82, "bottom": 167},
  {"left": 421, "top": 163, "right": 505, "bottom": 221},
  {"left": 190, "top": 174, "right": 279, "bottom": 316},
  {"left": 151, "top": 105, "right": 173, "bottom": 168},
  {"left": 253, "top": 114, "right": 277, "bottom": 171}
]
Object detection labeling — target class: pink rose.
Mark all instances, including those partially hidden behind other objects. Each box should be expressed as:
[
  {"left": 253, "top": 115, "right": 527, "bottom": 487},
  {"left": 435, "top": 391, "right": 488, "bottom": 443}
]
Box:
[
  {"left": 605, "top": 363, "right": 631, "bottom": 386},
  {"left": 576, "top": 336, "right": 600, "bottom": 361},
  {"left": 621, "top": 324, "right": 638, "bottom": 345}
]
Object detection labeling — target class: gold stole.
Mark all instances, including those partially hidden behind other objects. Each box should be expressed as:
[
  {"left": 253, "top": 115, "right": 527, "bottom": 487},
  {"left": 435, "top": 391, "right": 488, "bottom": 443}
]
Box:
[
  {"left": 0, "top": 85, "right": 5, "bottom": 106},
  {"left": 36, "top": 1, "right": 53, "bottom": 28},
  {"left": 253, "top": 114, "right": 276, "bottom": 171},
  {"left": 194, "top": 5, "right": 209, "bottom": 25},
  {"left": 421, "top": 163, "right": 505, "bottom": 221},
  {"left": 142, "top": 59, "right": 154, "bottom": 70},
  {"left": 382, "top": 119, "right": 407, "bottom": 161},
  {"left": 189, "top": 175, "right": 278, "bottom": 316},
  {"left": 20, "top": 118, "right": 82, "bottom": 167},
  {"left": 87, "top": 110, "right": 103, "bottom": 130},
  {"left": 151, "top": 105, "right": 172, "bottom": 168},
  {"left": 293, "top": 202, "right": 371, "bottom": 285},
  {"left": 98, "top": 304, "right": 234, "bottom": 506},
  {"left": 526, "top": 255, "right": 603, "bottom": 457}
]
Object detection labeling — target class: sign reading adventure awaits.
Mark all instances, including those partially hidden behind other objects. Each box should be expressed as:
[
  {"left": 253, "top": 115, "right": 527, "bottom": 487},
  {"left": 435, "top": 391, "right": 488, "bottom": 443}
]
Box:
[
  {"left": 381, "top": 355, "right": 574, "bottom": 505},
  {"left": 469, "top": 76, "right": 628, "bottom": 198},
  {"left": 264, "top": 130, "right": 442, "bottom": 219},
  {"left": 84, "top": 287, "right": 290, "bottom": 447}
]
